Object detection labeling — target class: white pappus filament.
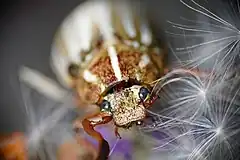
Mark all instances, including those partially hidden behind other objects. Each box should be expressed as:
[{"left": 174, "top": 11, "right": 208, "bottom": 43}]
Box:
[{"left": 139, "top": 0, "right": 240, "bottom": 159}]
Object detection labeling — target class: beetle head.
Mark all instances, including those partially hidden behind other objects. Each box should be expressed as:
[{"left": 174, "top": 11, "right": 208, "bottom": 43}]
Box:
[{"left": 99, "top": 84, "right": 152, "bottom": 127}]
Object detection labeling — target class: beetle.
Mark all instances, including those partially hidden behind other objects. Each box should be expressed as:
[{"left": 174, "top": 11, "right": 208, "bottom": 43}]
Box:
[
  {"left": 2, "top": 1, "right": 225, "bottom": 160},
  {"left": 50, "top": 0, "right": 168, "bottom": 159}
]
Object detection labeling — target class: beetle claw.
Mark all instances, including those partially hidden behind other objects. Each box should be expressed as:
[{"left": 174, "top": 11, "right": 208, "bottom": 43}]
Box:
[
  {"left": 82, "top": 112, "right": 112, "bottom": 160},
  {"left": 114, "top": 127, "right": 122, "bottom": 139}
]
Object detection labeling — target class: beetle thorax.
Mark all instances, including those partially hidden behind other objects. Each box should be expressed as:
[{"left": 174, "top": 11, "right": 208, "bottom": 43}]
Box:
[{"left": 104, "top": 85, "right": 146, "bottom": 127}]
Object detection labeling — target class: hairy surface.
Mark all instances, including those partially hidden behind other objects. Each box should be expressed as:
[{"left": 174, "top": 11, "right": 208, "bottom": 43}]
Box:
[{"left": 104, "top": 85, "right": 146, "bottom": 126}]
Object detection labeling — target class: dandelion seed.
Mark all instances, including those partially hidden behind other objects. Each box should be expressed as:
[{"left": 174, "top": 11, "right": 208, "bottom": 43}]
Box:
[{"left": 214, "top": 127, "right": 222, "bottom": 136}]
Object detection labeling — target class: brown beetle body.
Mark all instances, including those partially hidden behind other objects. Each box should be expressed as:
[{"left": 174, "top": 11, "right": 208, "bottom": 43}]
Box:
[
  {"left": 76, "top": 41, "right": 165, "bottom": 127},
  {"left": 51, "top": 0, "right": 166, "bottom": 159},
  {"left": 76, "top": 42, "right": 164, "bottom": 105}
]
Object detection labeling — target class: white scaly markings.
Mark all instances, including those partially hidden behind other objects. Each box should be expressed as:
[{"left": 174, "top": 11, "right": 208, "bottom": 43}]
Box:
[
  {"left": 92, "top": 1, "right": 116, "bottom": 43},
  {"left": 107, "top": 46, "right": 123, "bottom": 81},
  {"left": 60, "top": 1, "right": 97, "bottom": 64},
  {"left": 82, "top": 1, "right": 123, "bottom": 81},
  {"left": 104, "top": 1, "right": 152, "bottom": 82},
  {"left": 140, "top": 19, "right": 152, "bottom": 46},
  {"left": 51, "top": 1, "right": 100, "bottom": 87},
  {"left": 83, "top": 70, "right": 99, "bottom": 83},
  {"left": 139, "top": 54, "right": 151, "bottom": 69},
  {"left": 116, "top": 1, "right": 136, "bottom": 38},
  {"left": 82, "top": 69, "right": 106, "bottom": 93},
  {"left": 115, "top": 0, "right": 152, "bottom": 46}
]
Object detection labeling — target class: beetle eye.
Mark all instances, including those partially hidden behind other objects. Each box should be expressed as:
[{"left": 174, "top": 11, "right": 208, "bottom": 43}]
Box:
[
  {"left": 100, "top": 100, "right": 112, "bottom": 112},
  {"left": 139, "top": 87, "right": 150, "bottom": 101}
]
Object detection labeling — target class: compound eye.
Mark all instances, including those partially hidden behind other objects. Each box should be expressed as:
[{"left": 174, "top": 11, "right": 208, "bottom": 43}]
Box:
[
  {"left": 139, "top": 87, "right": 150, "bottom": 101},
  {"left": 68, "top": 63, "right": 79, "bottom": 78},
  {"left": 100, "top": 100, "right": 112, "bottom": 112}
]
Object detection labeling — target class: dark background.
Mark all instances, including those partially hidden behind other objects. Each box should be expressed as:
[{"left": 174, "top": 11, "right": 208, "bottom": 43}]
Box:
[
  {"left": 0, "top": 0, "right": 86, "bottom": 133},
  {"left": 0, "top": 0, "right": 197, "bottom": 133}
]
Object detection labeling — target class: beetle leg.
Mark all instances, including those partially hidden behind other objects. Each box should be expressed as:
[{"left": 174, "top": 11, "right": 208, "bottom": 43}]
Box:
[
  {"left": 77, "top": 112, "right": 112, "bottom": 160},
  {"left": 114, "top": 127, "right": 122, "bottom": 139}
]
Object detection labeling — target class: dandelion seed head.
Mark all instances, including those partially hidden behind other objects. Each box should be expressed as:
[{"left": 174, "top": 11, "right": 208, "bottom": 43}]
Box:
[
  {"left": 214, "top": 126, "right": 222, "bottom": 136},
  {"left": 198, "top": 89, "right": 206, "bottom": 100}
]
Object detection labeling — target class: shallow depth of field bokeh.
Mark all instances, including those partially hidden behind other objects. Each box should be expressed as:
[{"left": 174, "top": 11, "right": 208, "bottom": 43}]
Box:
[{"left": 0, "top": 0, "right": 240, "bottom": 160}]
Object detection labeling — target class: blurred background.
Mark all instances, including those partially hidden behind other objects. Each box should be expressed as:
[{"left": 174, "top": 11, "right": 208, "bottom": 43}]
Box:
[
  {"left": 0, "top": 0, "right": 194, "bottom": 134},
  {"left": 0, "top": 0, "right": 240, "bottom": 160}
]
